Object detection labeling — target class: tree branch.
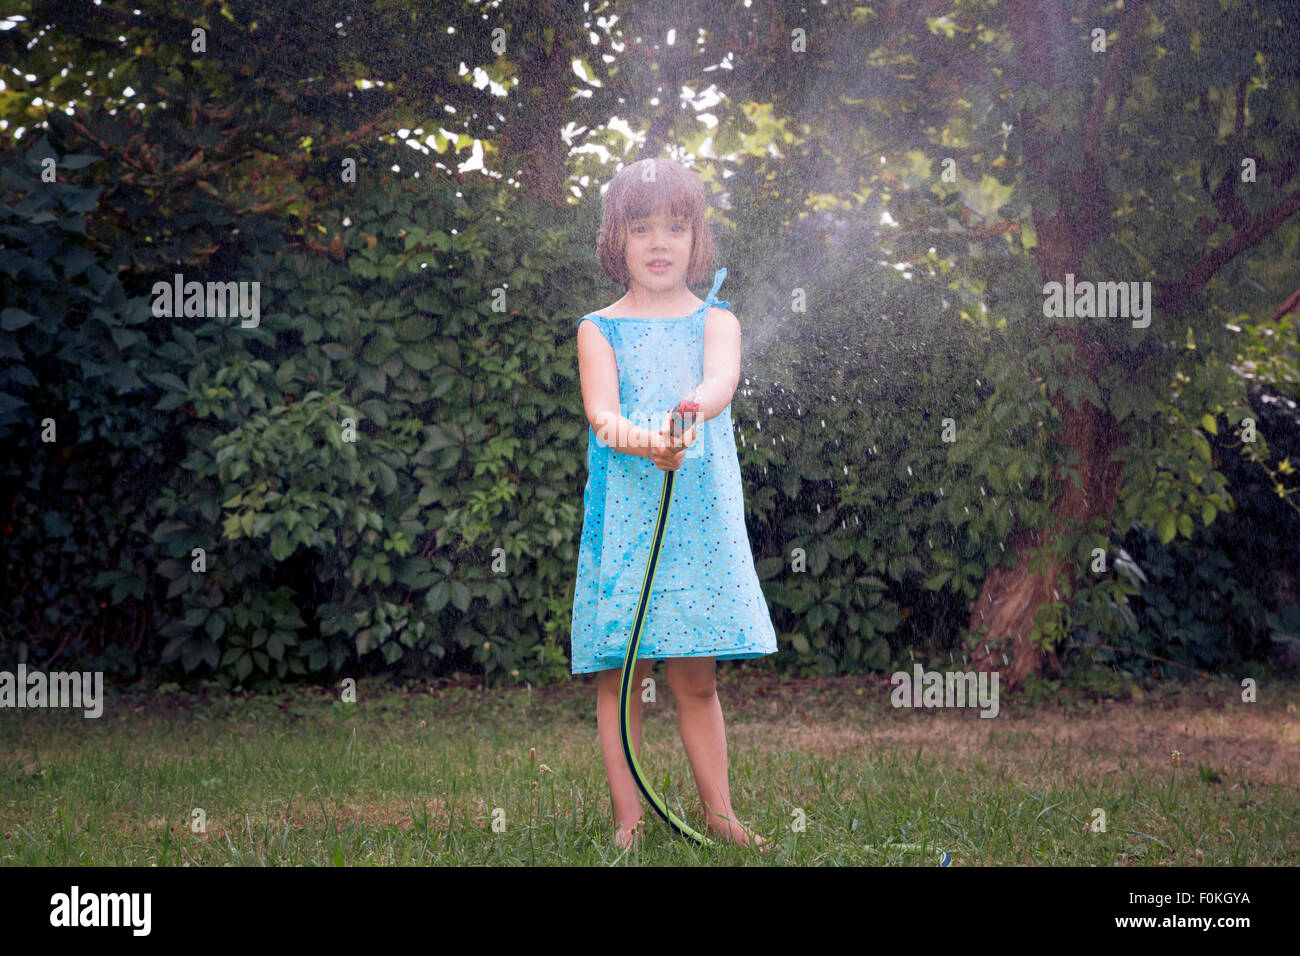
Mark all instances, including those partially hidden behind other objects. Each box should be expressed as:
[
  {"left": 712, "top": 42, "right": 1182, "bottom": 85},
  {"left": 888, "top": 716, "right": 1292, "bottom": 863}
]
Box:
[
  {"left": 1271, "top": 287, "right": 1300, "bottom": 343},
  {"left": 1273, "top": 288, "right": 1300, "bottom": 321},
  {"left": 1156, "top": 187, "right": 1300, "bottom": 314},
  {"left": 1236, "top": 74, "right": 1247, "bottom": 139},
  {"left": 1083, "top": 0, "right": 1146, "bottom": 173},
  {"left": 1079, "top": 0, "right": 1147, "bottom": 246}
]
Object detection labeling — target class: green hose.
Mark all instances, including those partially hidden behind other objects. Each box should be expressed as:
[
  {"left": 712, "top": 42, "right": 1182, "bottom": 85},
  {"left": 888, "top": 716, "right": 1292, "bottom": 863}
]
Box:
[
  {"left": 616, "top": 411, "right": 951, "bottom": 866},
  {"left": 618, "top": 465, "right": 715, "bottom": 845}
]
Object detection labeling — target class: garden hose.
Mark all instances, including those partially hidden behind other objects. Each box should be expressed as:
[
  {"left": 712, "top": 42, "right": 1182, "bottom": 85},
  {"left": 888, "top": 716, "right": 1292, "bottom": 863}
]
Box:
[
  {"left": 616, "top": 398, "right": 952, "bottom": 867},
  {"left": 618, "top": 455, "right": 717, "bottom": 845}
]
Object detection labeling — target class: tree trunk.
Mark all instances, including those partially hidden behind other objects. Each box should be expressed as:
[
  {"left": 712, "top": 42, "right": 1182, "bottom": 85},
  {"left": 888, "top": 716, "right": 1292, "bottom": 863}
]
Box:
[
  {"left": 968, "top": 333, "right": 1130, "bottom": 687},
  {"left": 499, "top": 18, "right": 581, "bottom": 207},
  {"left": 968, "top": 0, "right": 1136, "bottom": 688}
]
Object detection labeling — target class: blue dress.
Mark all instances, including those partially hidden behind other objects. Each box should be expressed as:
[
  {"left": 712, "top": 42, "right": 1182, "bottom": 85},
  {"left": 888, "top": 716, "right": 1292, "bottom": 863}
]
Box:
[{"left": 570, "top": 268, "right": 779, "bottom": 675}]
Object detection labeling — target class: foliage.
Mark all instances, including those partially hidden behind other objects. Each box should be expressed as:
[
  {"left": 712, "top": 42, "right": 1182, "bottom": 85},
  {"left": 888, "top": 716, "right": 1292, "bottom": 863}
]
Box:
[
  {"left": 1064, "top": 313, "right": 1300, "bottom": 677},
  {"left": 2, "top": 0, "right": 1298, "bottom": 688},
  {"left": 0, "top": 133, "right": 165, "bottom": 679}
]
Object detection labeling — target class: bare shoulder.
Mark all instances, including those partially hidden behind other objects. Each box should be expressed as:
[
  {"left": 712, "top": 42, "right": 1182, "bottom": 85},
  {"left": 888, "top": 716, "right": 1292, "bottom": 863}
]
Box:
[
  {"left": 578, "top": 313, "right": 613, "bottom": 352},
  {"left": 704, "top": 305, "right": 740, "bottom": 330},
  {"left": 591, "top": 299, "right": 626, "bottom": 319}
]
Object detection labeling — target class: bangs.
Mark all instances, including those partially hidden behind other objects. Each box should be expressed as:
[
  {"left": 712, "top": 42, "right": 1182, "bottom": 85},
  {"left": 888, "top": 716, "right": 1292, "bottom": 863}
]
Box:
[{"left": 619, "top": 173, "right": 703, "bottom": 226}]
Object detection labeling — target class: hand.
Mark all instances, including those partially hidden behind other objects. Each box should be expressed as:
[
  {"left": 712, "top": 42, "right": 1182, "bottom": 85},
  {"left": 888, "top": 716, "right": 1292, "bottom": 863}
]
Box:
[{"left": 650, "top": 414, "right": 696, "bottom": 471}]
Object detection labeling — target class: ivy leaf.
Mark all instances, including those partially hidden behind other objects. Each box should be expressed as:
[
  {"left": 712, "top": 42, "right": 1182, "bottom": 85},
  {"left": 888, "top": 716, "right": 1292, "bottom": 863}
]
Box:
[
  {"left": 1157, "top": 511, "right": 1177, "bottom": 545},
  {"left": 426, "top": 581, "right": 449, "bottom": 613},
  {"left": 1, "top": 308, "right": 37, "bottom": 331},
  {"left": 58, "top": 154, "right": 102, "bottom": 170}
]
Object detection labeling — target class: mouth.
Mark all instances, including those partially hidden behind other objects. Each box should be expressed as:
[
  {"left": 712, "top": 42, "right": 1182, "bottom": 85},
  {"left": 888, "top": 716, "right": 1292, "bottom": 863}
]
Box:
[{"left": 646, "top": 260, "right": 672, "bottom": 271}]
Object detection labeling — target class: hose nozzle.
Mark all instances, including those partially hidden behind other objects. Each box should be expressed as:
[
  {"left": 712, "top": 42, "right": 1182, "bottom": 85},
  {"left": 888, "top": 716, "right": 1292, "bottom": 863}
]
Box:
[{"left": 670, "top": 397, "right": 701, "bottom": 440}]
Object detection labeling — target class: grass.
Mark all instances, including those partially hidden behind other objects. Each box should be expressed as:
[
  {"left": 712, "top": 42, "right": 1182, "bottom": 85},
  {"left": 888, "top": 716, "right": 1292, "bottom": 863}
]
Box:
[{"left": 2, "top": 667, "right": 1298, "bottom": 865}]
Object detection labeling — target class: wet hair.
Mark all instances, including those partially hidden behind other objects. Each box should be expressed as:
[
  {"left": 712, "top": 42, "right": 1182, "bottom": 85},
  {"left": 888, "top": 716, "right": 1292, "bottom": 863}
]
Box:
[{"left": 596, "top": 157, "right": 717, "bottom": 289}]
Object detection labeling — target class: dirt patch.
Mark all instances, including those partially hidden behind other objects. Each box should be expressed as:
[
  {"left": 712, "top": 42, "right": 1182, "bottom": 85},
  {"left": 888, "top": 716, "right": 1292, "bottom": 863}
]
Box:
[
  {"left": 751, "top": 704, "right": 1300, "bottom": 788},
  {"left": 63, "top": 796, "right": 451, "bottom": 843}
]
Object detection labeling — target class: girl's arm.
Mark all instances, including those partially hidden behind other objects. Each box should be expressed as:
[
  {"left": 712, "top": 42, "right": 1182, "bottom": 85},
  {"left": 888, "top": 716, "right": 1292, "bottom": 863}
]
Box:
[
  {"left": 578, "top": 319, "right": 659, "bottom": 459},
  {"left": 691, "top": 306, "right": 741, "bottom": 424}
]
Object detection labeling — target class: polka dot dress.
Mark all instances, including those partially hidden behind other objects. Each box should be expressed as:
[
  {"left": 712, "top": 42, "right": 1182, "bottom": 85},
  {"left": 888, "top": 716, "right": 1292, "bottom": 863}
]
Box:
[{"left": 570, "top": 268, "right": 779, "bottom": 675}]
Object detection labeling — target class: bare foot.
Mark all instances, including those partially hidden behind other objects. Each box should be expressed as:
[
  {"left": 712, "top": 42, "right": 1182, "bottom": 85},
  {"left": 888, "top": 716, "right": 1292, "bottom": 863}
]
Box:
[
  {"left": 710, "top": 818, "right": 781, "bottom": 852},
  {"left": 614, "top": 818, "right": 645, "bottom": 850}
]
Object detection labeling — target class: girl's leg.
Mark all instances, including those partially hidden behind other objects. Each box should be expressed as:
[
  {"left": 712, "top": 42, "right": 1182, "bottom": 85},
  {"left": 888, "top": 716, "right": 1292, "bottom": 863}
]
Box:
[
  {"left": 665, "top": 656, "right": 773, "bottom": 849},
  {"left": 596, "top": 658, "right": 655, "bottom": 847}
]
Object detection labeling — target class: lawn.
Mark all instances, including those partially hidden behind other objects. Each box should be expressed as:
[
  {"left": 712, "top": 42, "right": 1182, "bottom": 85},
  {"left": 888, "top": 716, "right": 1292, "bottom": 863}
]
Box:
[{"left": 3, "top": 667, "right": 1297, "bottom": 865}]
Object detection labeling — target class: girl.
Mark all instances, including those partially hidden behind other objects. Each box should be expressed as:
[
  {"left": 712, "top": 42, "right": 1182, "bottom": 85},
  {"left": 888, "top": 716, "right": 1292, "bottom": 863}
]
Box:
[{"left": 570, "top": 157, "right": 779, "bottom": 851}]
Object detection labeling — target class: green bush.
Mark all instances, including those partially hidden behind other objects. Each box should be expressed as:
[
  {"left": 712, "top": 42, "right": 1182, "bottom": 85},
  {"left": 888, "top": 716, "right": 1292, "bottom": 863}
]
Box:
[{"left": 0, "top": 135, "right": 164, "bottom": 679}]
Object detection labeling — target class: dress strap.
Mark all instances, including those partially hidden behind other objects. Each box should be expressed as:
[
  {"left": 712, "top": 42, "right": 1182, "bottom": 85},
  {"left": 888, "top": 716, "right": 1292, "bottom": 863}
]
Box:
[{"left": 703, "top": 267, "right": 730, "bottom": 311}]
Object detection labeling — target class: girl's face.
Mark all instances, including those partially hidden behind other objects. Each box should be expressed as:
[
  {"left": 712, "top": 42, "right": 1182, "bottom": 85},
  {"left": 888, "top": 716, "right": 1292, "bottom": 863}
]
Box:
[{"left": 624, "top": 210, "right": 693, "bottom": 291}]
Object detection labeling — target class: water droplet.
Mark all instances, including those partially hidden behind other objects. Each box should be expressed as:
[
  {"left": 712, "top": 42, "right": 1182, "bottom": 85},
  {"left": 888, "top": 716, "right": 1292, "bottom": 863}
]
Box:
[
  {"left": 816, "top": 504, "right": 821, "bottom": 513},
  {"left": 979, "top": 486, "right": 985, "bottom": 496},
  {"left": 821, "top": 420, "right": 826, "bottom": 427},
  {"left": 964, "top": 506, "right": 969, "bottom": 514},
  {"left": 907, "top": 466, "right": 912, "bottom": 476},
  {"left": 842, "top": 465, "right": 848, "bottom": 475}
]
